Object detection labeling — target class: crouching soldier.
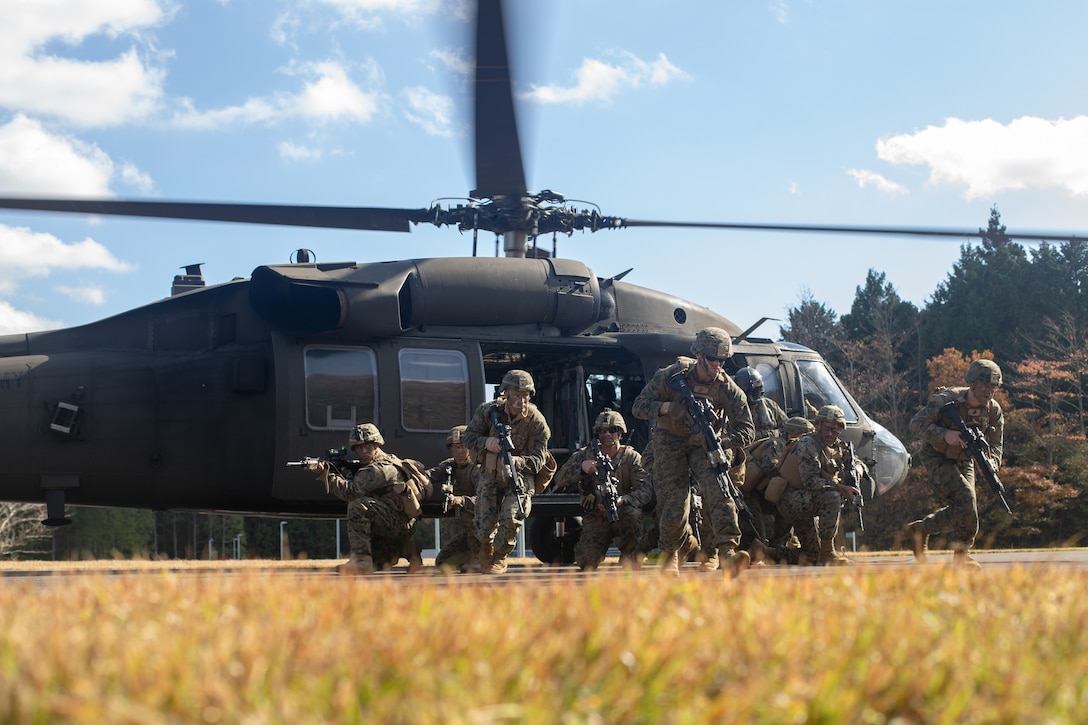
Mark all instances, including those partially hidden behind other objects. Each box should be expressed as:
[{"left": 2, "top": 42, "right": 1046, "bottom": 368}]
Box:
[
  {"left": 555, "top": 409, "right": 653, "bottom": 570},
  {"left": 309, "top": 423, "right": 431, "bottom": 574},
  {"left": 428, "top": 425, "right": 481, "bottom": 572},
  {"left": 774, "top": 406, "right": 864, "bottom": 566}
]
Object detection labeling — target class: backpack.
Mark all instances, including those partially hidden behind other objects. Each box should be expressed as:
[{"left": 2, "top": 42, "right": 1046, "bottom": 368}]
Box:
[{"left": 389, "top": 456, "right": 434, "bottom": 518}]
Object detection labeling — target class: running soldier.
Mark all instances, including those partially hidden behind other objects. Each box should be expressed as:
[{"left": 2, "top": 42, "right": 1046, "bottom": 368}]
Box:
[
  {"left": 632, "top": 327, "right": 756, "bottom": 577},
  {"left": 907, "top": 359, "right": 1004, "bottom": 568},
  {"left": 463, "top": 369, "right": 550, "bottom": 574},
  {"left": 308, "top": 423, "right": 430, "bottom": 574},
  {"left": 554, "top": 409, "right": 653, "bottom": 570},
  {"left": 428, "top": 425, "right": 481, "bottom": 572}
]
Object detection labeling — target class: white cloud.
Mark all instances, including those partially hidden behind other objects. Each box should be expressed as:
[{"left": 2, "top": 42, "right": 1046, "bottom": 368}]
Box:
[
  {"left": 0, "top": 115, "right": 117, "bottom": 195},
  {"left": 877, "top": 116, "right": 1088, "bottom": 200},
  {"left": 403, "top": 86, "right": 457, "bottom": 137},
  {"left": 0, "top": 0, "right": 169, "bottom": 127},
  {"left": 431, "top": 47, "right": 471, "bottom": 78},
  {"left": 278, "top": 141, "right": 324, "bottom": 161},
  {"left": 56, "top": 285, "right": 107, "bottom": 306},
  {"left": 769, "top": 1, "right": 791, "bottom": 24},
  {"left": 172, "top": 61, "right": 381, "bottom": 129},
  {"left": 314, "top": 0, "right": 444, "bottom": 29},
  {"left": 0, "top": 300, "right": 62, "bottom": 334},
  {"left": 846, "top": 168, "right": 907, "bottom": 195},
  {"left": 0, "top": 224, "right": 132, "bottom": 295},
  {"left": 521, "top": 52, "right": 686, "bottom": 105}
]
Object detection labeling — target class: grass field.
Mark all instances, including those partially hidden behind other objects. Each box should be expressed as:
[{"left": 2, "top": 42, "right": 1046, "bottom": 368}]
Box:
[{"left": 0, "top": 561, "right": 1084, "bottom": 723}]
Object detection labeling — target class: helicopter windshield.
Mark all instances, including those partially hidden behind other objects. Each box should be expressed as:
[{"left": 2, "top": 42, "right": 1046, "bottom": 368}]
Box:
[{"left": 795, "top": 359, "right": 859, "bottom": 424}]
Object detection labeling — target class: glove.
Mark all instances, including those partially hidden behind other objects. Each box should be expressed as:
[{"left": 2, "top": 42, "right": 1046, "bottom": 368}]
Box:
[
  {"left": 449, "top": 495, "right": 464, "bottom": 508},
  {"left": 580, "top": 492, "right": 599, "bottom": 513}
]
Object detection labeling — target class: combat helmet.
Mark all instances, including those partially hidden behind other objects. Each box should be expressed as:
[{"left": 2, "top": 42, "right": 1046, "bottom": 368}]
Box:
[
  {"left": 350, "top": 422, "right": 384, "bottom": 446},
  {"left": 500, "top": 369, "right": 535, "bottom": 396},
  {"left": 734, "top": 366, "right": 764, "bottom": 396},
  {"left": 446, "top": 425, "right": 468, "bottom": 447},
  {"left": 783, "top": 416, "right": 815, "bottom": 435},
  {"left": 965, "top": 359, "right": 1003, "bottom": 385},
  {"left": 691, "top": 327, "right": 732, "bottom": 359},
  {"left": 814, "top": 405, "right": 846, "bottom": 428},
  {"left": 593, "top": 408, "right": 627, "bottom": 434}
]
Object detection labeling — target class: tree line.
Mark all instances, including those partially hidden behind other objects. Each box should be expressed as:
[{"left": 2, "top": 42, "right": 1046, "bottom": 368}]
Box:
[{"left": 783, "top": 207, "right": 1086, "bottom": 549}]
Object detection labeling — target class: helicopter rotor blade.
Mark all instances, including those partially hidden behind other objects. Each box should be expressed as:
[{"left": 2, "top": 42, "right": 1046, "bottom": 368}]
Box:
[
  {"left": 471, "top": 0, "right": 527, "bottom": 200},
  {"left": 0, "top": 198, "right": 426, "bottom": 232},
  {"left": 615, "top": 218, "right": 1086, "bottom": 243}
]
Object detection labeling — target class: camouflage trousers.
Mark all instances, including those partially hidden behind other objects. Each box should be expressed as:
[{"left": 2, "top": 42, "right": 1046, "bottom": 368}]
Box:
[
  {"left": 435, "top": 507, "right": 480, "bottom": 569},
  {"left": 776, "top": 488, "right": 841, "bottom": 560},
  {"left": 915, "top": 448, "right": 979, "bottom": 550},
  {"left": 475, "top": 476, "right": 533, "bottom": 558},
  {"left": 346, "top": 497, "right": 417, "bottom": 568},
  {"left": 651, "top": 431, "right": 740, "bottom": 553},
  {"left": 574, "top": 505, "right": 642, "bottom": 569}
]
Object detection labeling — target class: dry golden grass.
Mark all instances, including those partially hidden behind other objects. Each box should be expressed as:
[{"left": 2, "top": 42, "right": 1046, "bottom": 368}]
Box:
[{"left": 0, "top": 563, "right": 1084, "bottom": 723}]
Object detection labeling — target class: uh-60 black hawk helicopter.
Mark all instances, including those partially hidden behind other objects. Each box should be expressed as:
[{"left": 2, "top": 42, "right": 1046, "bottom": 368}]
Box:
[{"left": 0, "top": 0, "right": 1078, "bottom": 561}]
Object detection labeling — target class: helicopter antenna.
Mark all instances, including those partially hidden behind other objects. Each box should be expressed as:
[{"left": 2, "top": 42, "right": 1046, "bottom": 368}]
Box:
[
  {"left": 735, "top": 317, "right": 781, "bottom": 343},
  {"left": 291, "top": 249, "right": 315, "bottom": 264}
]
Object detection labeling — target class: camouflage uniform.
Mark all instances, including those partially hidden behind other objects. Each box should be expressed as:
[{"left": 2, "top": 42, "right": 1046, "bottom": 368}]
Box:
[
  {"left": 909, "top": 376, "right": 1003, "bottom": 555},
  {"left": 776, "top": 433, "right": 847, "bottom": 564},
  {"left": 428, "top": 456, "right": 481, "bottom": 570},
  {"left": 750, "top": 397, "right": 789, "bottom": 441},
  {"left": 325, "top": 449, "right": 419, "bottom": 569},
  {"left": 555, "top": 441, "right": 652, "bottom": 569},
  {"left": 632, "top": 354, "right": 755, "bottom": 559},
  {"left": 463, "top": 375, "right": 550, "bottom": 571}
]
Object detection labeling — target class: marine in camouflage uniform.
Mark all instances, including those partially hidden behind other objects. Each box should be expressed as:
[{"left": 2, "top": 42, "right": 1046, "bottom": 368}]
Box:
[
  {"left": 742, "top": 415, "right": 814, "bottom": 561},
  {"left": 907, "top": 359, "right": 1004, "bottom": 567},
  {"left": 632, "top": 327, "right": 756, "bottom": 576},
  {"left": 310, "top": 423, "right": 424, "bottom": 573},
  {"left": 555, "top": 409, "right": 652, "bottom": 570},
  {"left": 463, "top": 369, "right": 550, "bottom": 574},
  {"left": 735, "top": 367, "right": 789, "bottom": 441},
  {"left": 776, "top": 406, "right": 861, "bottom": 566},
  {"left": 428, "top": 425, "right": 481, "bottom": 572}
]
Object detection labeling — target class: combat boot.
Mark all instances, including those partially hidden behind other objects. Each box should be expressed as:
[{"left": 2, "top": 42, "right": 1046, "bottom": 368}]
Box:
[
  {"left": 660, "top": 549, "right": 680, "bottom": 576},
  {"left": 797, "top": 550, "right": 820, "bottom": 567},
  {"left": 905, "top": 520, "right": 929, "bottom": 563},
  {"left": 697, "top": 549, "right": 720, "bottom": 571},
  {"left": 678, "top": 534, "right": 699, "bottom": 564},
  {"left": 951, "top": 545, "right": 982, "bottom": 570},
  {"left": 338, "top": 553, "right": 375, "bottom": 575},
  {"left": 721, "top": 549, "right": 751, "bottom": 578},
  {"left": 404, "top": 540, "right": 423, "bottom": 575},
  {"left": 488, "top": 556, "right": 509, "bottom": 574}
]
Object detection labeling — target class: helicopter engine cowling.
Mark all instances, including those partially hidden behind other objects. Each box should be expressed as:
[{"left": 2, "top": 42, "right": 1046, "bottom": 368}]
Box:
[{"left": 249, "top": 257, "right": 604, "bottom": 337}]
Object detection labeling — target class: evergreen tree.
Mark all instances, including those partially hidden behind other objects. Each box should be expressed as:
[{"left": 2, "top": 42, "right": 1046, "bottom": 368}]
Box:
[{"left": 779, "top": 288, "right": 845, "bottom": 368}]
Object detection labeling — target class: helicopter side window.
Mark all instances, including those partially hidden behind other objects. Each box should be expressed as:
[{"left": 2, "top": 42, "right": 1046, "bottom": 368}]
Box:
[
  {"left": 795, "top": 359, "right": 859, "bottom": 424},
  {"left": 752, "top": 361, "right": 785, "bottom": 408},
  {"left": 399, "top": 348, "right": 470, "bottom": 432},
  {"left": 304, "top": 347, "right": 377, "bottom": 430}
]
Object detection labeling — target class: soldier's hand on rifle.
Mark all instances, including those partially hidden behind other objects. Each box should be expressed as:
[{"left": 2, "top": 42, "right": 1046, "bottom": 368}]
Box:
[
  {"left": 485, "top": 437, "right": 502, "bottom": 454},
  {"left": 580, "top": 459, "right": 598, "bottom": 475},
  {"left": 306, "top": 460, "right": 328, "bottom": 474},
  {"left": 943, "top": 429, "right": 966, "bottom": 448},
  {"left": 615, "top": 495, "right": 627, "bottom": 508},
  {"left": 580, "top": 491, "right": 599, "bottom": 513},
  {"left": 448, "top": 495, "right": 464, "bottom": 508}
]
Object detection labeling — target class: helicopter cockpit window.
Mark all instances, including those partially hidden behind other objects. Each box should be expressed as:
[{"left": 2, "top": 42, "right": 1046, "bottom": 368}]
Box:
[
  {"left": 752, "top": 361, "right": 784, "bottom": 407},
  {"left": 795, "top": 359, "right": 859, "bottom": 424},
  {"left": 399, "top": 348, "right": 469, "bottom": 432},
  {"left": 304, "top": 347, "right": 377, "bottom": 430}
]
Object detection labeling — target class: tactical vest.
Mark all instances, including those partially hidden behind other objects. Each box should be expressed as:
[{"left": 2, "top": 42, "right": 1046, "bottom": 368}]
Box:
[{"left": 930, "top": 387, "right": 999, "bottom": 461}]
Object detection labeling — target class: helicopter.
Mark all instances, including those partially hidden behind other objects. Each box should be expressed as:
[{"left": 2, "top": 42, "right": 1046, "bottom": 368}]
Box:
[{"left": 0, "top": 1, "right": 1079, "bottom": 561}]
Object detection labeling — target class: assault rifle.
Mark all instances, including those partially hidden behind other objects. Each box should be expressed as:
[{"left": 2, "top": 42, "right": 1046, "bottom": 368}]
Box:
[
  {"left": 489, "top": 405, "right": 526, "bottom": 517},
  {"left": 940, "top": 402, "right": 1013, "bottom": 514},
  {"left": 666, "top": 371, "right": 767, "bottom": 546},
  {"left": 590, "top": 439, "right": 621, "bottom": 523},
  {"left": 689, "top": 482, "right": 704, "bottom": 548},
  {"left": 841, "top": 442, "right": 865, "bottom": 532},
  {"left": 287, "top": 446, "right": 362, "bottom": 493},
  {"left": 441, "top": 463, "right": 455, "bottom": 513}
]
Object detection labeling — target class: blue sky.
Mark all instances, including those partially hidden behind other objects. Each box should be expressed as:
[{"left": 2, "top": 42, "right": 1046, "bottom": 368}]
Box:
[{"left": 1, "top": 0, "right": 1087, "bottom": 337}]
